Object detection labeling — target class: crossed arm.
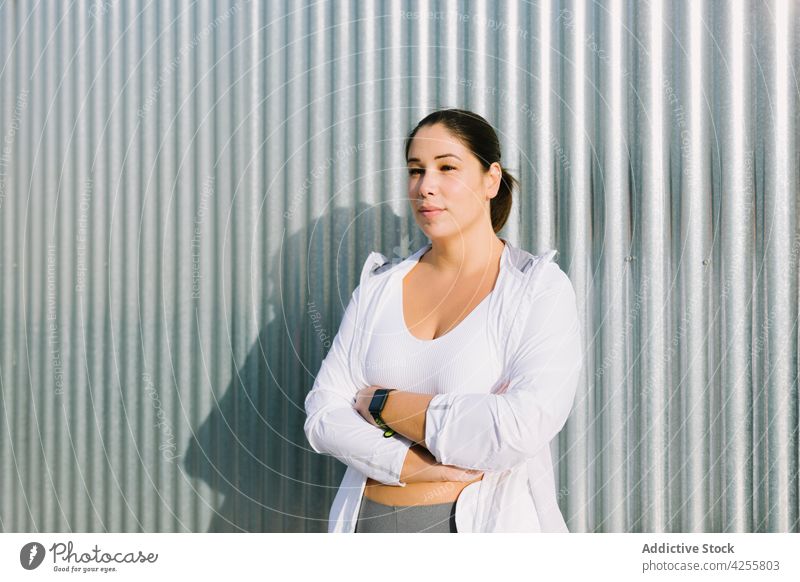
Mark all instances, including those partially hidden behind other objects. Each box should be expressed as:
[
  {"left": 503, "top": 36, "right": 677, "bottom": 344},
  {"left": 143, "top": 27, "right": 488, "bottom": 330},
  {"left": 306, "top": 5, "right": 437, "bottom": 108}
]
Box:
[
  {"left": 351, "top": 389, "right": 478, "bottom": 484},
  {"left": 353, "top": 388, "right": 432, "bottom": 445},
  {"left": 304, "top": 262, "right": 582, "bottom": 486}
]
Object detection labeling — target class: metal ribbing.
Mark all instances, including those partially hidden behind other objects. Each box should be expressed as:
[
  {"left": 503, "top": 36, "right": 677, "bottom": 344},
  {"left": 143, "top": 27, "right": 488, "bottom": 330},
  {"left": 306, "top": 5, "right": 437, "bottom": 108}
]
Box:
[
  {"left": 0, "top": 1, "right": 798, "bottom": 533},
  {"left": 637, "top": 0, "right": 670, "bottom": 533},
  {"left": 596, "top": 0, "right": 630, "bottom": 532},
  {"left": 530, "top": 0, "right": 553, "bottom": 251},
  {"left": 0, "top": 0, "right": 13, "bottom": 534},
  {"left": 717, "top": 0, "right": 754, "bottom": 533},
  {"left": 561, "top": 0, "right": 593, "bottom": 534},
  {"left": 679, "top": 0, "right": 712, "bottom": 533},
  {"left": 761, "top": 0, "right": 797, "bottom": 533}
]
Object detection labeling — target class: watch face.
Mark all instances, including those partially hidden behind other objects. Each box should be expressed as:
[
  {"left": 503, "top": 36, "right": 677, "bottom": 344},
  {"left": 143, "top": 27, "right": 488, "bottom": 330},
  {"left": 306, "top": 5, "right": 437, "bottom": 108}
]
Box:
[{"left": 368, "top": 389, "right": 389, "bottom": 414}]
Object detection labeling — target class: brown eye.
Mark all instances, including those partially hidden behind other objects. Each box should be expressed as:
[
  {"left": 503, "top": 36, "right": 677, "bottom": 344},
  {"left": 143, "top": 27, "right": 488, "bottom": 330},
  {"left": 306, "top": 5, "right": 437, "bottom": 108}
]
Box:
[{"left": 408, "top": 168, "right": 423, "bottom": 176}]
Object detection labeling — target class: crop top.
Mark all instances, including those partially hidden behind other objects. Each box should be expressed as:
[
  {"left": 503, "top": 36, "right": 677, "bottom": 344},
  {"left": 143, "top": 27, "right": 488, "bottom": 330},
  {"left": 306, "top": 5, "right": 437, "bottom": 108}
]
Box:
[{"left": 363, "top": 274, "right": 503, "bottom": 395}]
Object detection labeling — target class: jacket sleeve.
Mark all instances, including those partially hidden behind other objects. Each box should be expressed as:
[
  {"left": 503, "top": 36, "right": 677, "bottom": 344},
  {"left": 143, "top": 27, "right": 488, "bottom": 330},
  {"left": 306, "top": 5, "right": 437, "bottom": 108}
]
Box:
[
  {"left": 303, "top": 284, "right": 412, "bottom": 486},
  {"left": 423, "top": 263, "right": 582, "bottom": 472}
]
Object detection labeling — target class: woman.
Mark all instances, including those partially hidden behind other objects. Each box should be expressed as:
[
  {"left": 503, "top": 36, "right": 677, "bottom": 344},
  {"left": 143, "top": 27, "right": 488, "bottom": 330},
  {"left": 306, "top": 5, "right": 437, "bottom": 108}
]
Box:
[{"left": 304, "top": 108, "right": 583, "bottom": 533}]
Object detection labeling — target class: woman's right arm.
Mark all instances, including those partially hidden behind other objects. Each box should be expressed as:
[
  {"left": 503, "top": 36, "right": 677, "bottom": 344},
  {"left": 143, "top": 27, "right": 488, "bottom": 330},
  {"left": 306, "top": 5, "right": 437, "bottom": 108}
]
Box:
[
  {"left": 400, "top": 444, "right": 484, "bottom": 483},
  {"left": 304, "top": 285, "right": 414, "bottom": 486}
]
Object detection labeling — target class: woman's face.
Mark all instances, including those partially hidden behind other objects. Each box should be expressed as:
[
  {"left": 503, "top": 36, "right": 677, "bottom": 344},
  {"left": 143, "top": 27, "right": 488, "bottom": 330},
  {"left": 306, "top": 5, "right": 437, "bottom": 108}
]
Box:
[{"left": 406, "top": 123, "right": 500, "bottom": 241}]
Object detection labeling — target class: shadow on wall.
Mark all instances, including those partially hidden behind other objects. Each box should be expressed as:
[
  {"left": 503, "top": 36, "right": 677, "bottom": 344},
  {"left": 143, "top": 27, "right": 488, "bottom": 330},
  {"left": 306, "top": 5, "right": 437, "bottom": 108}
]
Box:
[{"left": 181, "top": 203, "right": 424, "bottom": 532}]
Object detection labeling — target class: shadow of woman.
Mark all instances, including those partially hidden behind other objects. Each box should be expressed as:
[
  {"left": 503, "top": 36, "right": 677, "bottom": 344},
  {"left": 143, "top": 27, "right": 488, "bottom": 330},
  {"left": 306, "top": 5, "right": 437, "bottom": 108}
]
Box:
[{"left": 181, "top": 203, "right": 419, "bottom": 531}]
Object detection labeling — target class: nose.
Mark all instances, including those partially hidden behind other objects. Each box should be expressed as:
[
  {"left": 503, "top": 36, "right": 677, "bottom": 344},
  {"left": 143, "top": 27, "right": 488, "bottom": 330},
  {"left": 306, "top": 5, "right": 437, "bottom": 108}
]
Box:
[{"left": 415, "top": 168, "right": 439, "bottom": 197}]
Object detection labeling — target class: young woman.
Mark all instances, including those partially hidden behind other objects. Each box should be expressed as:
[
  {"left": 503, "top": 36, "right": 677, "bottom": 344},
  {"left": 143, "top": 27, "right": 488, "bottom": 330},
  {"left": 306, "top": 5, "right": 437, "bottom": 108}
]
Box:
[{"left": 304, "top": 109, "right": 583, "bottom": 533}]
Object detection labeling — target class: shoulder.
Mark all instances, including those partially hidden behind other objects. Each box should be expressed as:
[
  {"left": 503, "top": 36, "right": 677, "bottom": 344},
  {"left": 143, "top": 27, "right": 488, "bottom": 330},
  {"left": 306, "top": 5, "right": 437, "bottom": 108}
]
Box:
[
  {"left": 535, "top": 260, "right": 574, "bottom": 296},
  {"left": 527, "top": 260, "right": 579, "bottom": 330},
  {"left": 503, "top": 241, "right": 564, "bottom": 290},
  {"left": 359, "top": 243, "right": 430, "bottom": 283},
  {"left": 359, "top": 251, "right": 399, "bottom": 283},
  {"left": 349, "top": 249, "right": 409, "bottom": 306},
  {"left": 506, "top": 243, "right": 577, "bottom": 322}
]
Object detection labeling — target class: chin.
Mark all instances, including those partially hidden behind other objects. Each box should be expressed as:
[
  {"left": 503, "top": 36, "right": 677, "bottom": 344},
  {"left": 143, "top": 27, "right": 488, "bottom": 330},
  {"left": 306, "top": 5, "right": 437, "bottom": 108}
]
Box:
[
  {"left": 425, "top": 231, "right": 466, "bottom": 246},
  {"left": 420, "top": 226, "right": 456, "bottom": 240},
  {"left": 417, "top": 219, "right": 459, "bottom": 237}
]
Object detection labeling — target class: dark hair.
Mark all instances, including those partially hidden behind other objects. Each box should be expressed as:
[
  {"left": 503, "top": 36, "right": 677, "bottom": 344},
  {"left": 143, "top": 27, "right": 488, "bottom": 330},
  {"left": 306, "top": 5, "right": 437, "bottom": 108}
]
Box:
[{"left": 404, "top": 108, "right": 517, "bottom": 234}]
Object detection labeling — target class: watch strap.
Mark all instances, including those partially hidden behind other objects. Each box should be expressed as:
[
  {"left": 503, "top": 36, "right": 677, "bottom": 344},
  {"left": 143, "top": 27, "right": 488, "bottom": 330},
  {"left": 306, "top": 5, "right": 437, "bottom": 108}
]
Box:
[{"left": 368, "top": 388, "right": 396, "bottom": 438}]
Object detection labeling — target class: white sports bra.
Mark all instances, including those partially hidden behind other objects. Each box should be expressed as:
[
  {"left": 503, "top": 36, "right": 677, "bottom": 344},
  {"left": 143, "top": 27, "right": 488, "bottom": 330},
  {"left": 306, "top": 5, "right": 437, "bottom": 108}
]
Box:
[{"left": 363, "top": 273, "right": 503, "bottom": 395}]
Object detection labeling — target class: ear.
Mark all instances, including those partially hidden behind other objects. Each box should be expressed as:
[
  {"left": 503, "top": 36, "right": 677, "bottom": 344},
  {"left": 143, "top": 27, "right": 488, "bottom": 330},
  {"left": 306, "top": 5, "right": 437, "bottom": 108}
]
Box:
[{"left": 484, "top": 162, "right": 502, "bottom": 200}]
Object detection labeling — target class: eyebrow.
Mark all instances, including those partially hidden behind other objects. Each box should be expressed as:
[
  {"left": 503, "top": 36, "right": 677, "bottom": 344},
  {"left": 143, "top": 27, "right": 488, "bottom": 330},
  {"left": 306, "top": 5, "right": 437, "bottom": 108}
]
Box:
[{"left": 406, "top": 153, "right": 463, "bottom": 163}]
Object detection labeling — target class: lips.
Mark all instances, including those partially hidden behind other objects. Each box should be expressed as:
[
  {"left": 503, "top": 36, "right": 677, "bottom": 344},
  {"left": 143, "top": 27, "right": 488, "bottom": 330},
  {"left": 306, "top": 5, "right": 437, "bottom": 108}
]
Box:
[{"left": 418, "top": 207, "right": 444, "bottom": 217}]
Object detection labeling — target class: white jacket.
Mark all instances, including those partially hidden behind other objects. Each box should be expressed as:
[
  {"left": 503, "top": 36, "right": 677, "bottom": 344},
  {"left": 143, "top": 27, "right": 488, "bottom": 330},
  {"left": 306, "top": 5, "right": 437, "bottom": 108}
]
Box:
[{"left": 303, "top": 238, "right": 583, "bottom": 532}]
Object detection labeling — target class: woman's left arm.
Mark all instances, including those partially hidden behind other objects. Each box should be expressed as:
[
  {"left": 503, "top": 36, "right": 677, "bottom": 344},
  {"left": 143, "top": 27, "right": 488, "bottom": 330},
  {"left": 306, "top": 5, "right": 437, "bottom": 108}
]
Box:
[
  {"left": 423, "top": 264, "right": 583, "bottom": 472},
  {"left": 354, "top": 388, "right": 432, "bottom": 445}
]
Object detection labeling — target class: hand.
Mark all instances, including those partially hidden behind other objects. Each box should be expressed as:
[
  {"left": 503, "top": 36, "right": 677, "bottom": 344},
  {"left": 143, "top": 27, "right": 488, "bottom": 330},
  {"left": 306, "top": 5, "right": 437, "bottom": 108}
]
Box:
[
  {"left": 438, "top": 464, "right": 484, "bottom": 483},
  {"left": 354, "top": 385, "right": 383, "bottom": 428},
  {"left": 399, "top": 444, "right": 485, "bottom": 484}
]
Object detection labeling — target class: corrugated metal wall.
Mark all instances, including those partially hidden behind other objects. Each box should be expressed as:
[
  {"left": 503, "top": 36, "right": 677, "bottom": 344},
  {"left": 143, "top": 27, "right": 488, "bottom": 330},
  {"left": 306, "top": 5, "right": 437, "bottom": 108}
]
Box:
[{"left": 0, "top": 0, "right": 797, "bottom": 533}]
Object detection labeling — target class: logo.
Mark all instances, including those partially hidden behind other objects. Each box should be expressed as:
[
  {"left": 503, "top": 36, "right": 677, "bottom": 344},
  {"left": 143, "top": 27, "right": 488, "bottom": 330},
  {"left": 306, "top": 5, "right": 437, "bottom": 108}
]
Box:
[{"left": 20, "top": 542, "right": 46, "bottom": 570}]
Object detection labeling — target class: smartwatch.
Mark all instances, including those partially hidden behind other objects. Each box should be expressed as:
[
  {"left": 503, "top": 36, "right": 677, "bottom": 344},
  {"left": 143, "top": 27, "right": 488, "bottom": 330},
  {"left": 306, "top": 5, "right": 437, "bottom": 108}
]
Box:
[{"left": 368, "top": 388, "right": 397, "bottom": 438}]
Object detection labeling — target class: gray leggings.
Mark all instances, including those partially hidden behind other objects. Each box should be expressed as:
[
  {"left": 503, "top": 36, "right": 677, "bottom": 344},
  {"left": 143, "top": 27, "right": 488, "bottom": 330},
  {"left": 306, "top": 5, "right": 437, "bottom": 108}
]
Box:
[{"left": 354, "top": 495, "right": 458, "bottom": 533}]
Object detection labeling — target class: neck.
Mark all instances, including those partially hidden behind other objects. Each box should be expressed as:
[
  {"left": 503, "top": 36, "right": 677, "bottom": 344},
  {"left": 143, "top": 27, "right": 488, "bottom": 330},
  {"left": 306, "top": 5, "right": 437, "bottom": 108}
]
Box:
[{"left": 424, "top": 228, "right": 506, "bottom": 275}]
